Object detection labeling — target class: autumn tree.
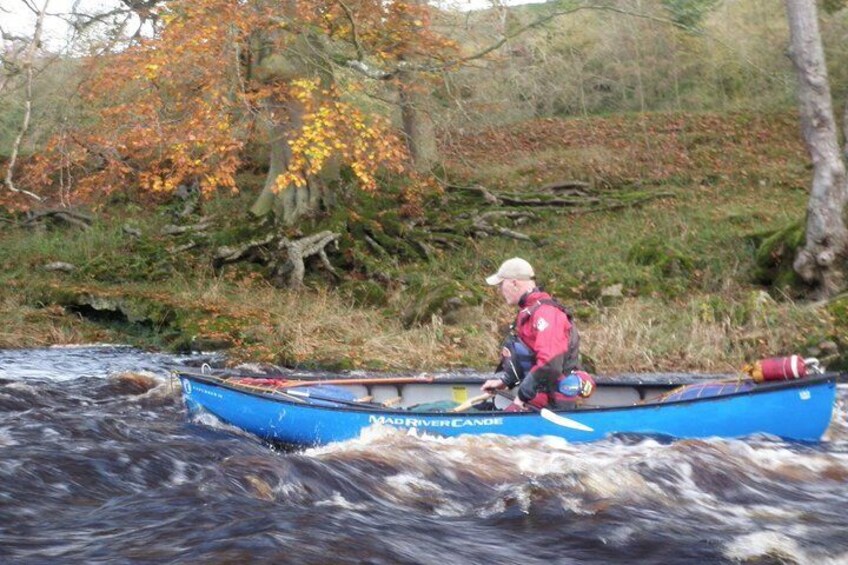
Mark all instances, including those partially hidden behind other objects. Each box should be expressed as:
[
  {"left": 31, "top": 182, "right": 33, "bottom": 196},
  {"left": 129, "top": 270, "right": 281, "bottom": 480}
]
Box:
[{"left": 18, "top": 0, "right": 457, "bottom": 225}]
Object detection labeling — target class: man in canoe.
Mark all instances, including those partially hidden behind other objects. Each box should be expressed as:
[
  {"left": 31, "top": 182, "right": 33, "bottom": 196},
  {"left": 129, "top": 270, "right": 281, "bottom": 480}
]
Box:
[{"left": 482, "top": 257, "right": 594, "bottom": 411}]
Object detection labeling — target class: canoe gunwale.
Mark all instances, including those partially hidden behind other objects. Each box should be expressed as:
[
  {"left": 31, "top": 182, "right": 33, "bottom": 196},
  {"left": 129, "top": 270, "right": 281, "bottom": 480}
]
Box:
[{"left": 175, "top": 370, "right": 841, "bottom": 416}]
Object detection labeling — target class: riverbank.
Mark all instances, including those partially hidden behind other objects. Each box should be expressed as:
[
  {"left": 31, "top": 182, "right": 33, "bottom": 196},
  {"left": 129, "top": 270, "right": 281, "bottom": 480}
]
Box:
[{"left": 2, "top": 111, "right": 845, "bottom": 373}]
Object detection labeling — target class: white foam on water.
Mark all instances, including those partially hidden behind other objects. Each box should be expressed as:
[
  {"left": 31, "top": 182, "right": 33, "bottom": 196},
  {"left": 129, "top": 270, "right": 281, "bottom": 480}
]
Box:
[
  {"left": 272, "top": 480, "right": 310, "bottom": 500},
  {"left": 732, "top": 441, "right": 834, "bottom": 475},
  {"left": 474, "top": 485, "right": 511, "bottom": 518},
  {"left": 381, "top": 472, "right": 470, "bottom": 516},
  {"left": 312, "top": 428, "right": 692, "bottom": 504},
  {"left": 724, "top": 531, "right": 808, "bottom": 563},
  {"left": 305, "top": 422, "right": 410, "bottom": 458},
  {"left": 384, "top": 472, "right": 442, "bottom": 494},
  {"left": 0, "top": 427, "right": 18, "bottom": 447},
  {"left": 3, "top": 381, "right": 38, "bottom": 394},
  {"left": 314, "top": 491, "right": 371, "bottom": 511},
  {"left": 190, "top": 411, "right": 255, "bottom": 440},
  {"left": 0, "top": 345, "right": 214, "bottom": 383},
  {"left": 169, "top": 459, "right": 190, "bottom": 486}
]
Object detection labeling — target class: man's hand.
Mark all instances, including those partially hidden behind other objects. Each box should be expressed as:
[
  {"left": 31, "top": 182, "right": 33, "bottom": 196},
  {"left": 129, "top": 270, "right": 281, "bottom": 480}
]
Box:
[
  {"left": 512, "top": 397, "right": 525, "bottom": 410},
  {"left": 481, "top": 378, "right": 506, "bottom": 392}
]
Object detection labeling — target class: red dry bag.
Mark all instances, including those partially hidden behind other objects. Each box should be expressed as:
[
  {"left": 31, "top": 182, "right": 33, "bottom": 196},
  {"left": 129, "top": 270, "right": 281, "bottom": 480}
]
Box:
[{"left": 743, "top": 355, "right": 807, "bottom": 383}]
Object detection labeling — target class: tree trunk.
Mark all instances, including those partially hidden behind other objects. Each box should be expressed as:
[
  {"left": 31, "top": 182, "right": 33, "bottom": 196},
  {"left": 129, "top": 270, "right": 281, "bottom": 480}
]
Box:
[
  {"left": 399, "top": 70, "right": 437, "bottom": 172},
  {"left": 4, "top": 0, "right": 48, "bottom": 202},
  {"left": 249, "top": 16, "right": 336, "bottom": 225},
  {"left": 785, "top": 0, "right": 848, "bottom": 298},
  {"left": 250, "top": 106, "right": 295, "bottom": 220}
]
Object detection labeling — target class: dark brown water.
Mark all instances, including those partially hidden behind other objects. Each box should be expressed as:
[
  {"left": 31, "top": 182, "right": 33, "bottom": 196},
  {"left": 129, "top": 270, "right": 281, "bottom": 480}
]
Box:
[{"left": 2, "top": 346, "right": 848, "bottom": 564}]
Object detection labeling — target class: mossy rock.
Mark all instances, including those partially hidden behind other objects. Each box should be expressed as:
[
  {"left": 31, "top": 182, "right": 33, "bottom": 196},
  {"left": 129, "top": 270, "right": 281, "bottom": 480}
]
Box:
[
  {"left": 749, "top": 219, "right": 805, "bottom": 289},
  {"left": 402, "top": 281, "right": 484, "bottom": 327},
  {"left": 34, "top": 287, "right": 178, "bottom": 327}
]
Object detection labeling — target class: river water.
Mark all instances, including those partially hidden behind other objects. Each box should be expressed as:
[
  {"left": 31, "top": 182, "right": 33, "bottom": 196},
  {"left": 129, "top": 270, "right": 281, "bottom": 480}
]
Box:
[{"left": 2, "top": 346, "right": 848, "bottom": 564}]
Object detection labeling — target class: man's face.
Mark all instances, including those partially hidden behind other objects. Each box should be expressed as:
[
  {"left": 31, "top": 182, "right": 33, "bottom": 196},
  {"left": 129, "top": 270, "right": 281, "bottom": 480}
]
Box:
[{"left": 498, "top": 279, "right": 524, "bottom": 305}]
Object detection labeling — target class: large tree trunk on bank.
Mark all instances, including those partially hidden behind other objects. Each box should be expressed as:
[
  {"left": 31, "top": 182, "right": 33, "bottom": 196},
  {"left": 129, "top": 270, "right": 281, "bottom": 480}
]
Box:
[
  {"left": 785, "top": 0, "right": 848, "bottom": 298},
  {"left": 249, "top": 12, "right": 337, "bottom": 225},
  {"left": 399, "top": 70, "right": 437, "bottom": 172},
  {"left": 396, "top": 0, "right": 438, "bottom": 172},
  {"left": 249, "top": 106, "right": 295, "bottom": 221},
  {"left": 250, "top": 97, "right": 335, "bottom": 225}
]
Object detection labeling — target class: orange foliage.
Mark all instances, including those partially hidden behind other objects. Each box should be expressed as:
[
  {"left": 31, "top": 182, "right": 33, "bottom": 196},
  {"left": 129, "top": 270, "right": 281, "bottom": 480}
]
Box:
[{"left": 18, "top": 0, "right": 456, "bottom": 209}]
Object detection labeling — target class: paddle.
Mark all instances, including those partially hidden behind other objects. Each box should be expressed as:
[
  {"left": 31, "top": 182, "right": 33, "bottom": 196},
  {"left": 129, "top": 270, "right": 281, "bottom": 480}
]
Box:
[
  {"left": 451, "top": 392, "right": 495, "bottom": 412},
  {"left": 281, "top": 376, "right": 435, "bottom": 389},
  {"left": 494, "top": 390, "right": 594, "bottom": 432},
  {"left": 228, "top": 375, "right": 436, "bottom": 389}
]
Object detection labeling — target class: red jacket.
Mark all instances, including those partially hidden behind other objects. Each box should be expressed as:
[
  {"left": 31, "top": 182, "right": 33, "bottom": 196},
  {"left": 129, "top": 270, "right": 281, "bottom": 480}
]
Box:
[{"left": 513, "top": 290, "right": 580, "bottom": 401}]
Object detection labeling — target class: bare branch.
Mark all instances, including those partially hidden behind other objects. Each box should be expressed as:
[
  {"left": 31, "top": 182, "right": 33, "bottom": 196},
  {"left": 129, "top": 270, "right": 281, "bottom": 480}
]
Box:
[
  {"left": 335, "top": 0, "right": 364, "bottom": 60},
  {"left": 4, "top": 0, "right": 48, "bottom": 202},
  {"left": 338, "top": 2, "right": 774, "bottom": 87}
]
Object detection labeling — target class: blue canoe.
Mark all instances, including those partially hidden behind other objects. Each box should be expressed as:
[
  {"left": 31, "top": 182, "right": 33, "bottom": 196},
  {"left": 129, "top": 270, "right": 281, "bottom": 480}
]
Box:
[{"left": 176, "top": 371, "right": 840, "bottom": 447}]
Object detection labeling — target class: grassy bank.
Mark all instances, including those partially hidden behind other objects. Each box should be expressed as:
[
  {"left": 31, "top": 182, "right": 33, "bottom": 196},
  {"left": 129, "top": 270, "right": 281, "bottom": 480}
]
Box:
[{"left": 1, "top": 111, "right": 843, "bottom": 374}]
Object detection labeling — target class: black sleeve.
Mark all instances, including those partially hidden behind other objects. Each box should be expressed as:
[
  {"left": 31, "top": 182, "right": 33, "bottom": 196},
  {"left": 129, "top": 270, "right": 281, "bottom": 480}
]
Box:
[
  {"left": 499, "top": 359, "right": 521, "bottom": 388},
  {"left": 517, "top": 372, "right": 538, "bottom": 402}
]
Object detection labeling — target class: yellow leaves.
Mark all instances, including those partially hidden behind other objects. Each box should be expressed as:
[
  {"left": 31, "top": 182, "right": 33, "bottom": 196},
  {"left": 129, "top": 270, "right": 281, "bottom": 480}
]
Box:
[
  {"left": 144, "top": 64, "right": 160, "bottom": 80},
  {"left": 144, "top": 174, "right": 176, "bottom": 193},
  {"left": 273, "top": 89, "right": 410, "bottom": 193},
  {"left": 202, "top": 174, "right": 219, "bottom": 190}
]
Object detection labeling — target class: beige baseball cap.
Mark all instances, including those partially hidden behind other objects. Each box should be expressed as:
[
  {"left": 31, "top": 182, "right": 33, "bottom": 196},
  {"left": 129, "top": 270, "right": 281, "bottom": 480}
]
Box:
[{"left": 485, "top": 257, "right": 535, "bottom": 285}]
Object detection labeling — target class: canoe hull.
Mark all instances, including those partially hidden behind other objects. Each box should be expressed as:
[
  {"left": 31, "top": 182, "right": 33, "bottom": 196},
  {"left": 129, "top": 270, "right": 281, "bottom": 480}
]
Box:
[{"left": 178, "top": 373, "right": 837, "bottom": 446}]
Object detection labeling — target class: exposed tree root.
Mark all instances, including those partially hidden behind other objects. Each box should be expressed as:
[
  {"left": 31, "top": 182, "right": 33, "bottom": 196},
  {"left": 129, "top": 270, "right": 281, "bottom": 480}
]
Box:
[
  {"left": 443, "top": 183, "right": 675, "bottom": 242},
  {"left": 212, "top": 228, "right": 341, "bottom": 288},
  {"left": 273, "top": 230, "right": 340, "bottom": 288},
  {"left": 162, "top": 218, "right": 213, "bottom": 235},
  {"left": 214, "top": 234, "right": 276, "bottom": 265},
  {"left": 23, "top": 208, "right": 93, "bottom": 230},
  {"left": 471, "top": 210, "right": 537, "bottom": 242}
]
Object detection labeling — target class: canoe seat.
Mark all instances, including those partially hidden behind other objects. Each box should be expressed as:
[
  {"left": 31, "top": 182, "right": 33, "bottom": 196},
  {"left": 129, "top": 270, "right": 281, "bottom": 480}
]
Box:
[{"left": 382, "top": 396, "right": 403, "bottom": 407}]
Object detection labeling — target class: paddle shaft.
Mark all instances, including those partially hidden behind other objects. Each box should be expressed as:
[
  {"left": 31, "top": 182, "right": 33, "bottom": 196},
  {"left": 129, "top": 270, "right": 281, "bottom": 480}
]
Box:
[
  {"left": 227, "top": 375, "right": 436, "bottom": 389},
  {"left": 452, "top": 392, "right": 495, "bottom": 412},
  {"left": 494, "top": 389, "right": 523, "bottom": 408},
  {"left": 279, "top": 376, "right": 434, "bottom": 389},
  {"left": 282, "top": 389, "right": 388, "bottom": 410}
]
